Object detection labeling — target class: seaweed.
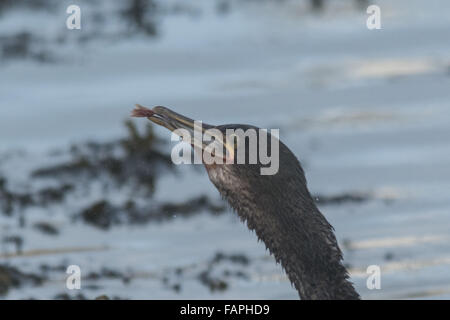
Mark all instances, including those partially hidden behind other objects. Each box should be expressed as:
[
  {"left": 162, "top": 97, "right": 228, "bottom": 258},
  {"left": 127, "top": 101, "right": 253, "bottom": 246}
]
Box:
[
  {"left": 314, "top": 193, "right": 370, "bottom": 206},
  {"left": 0, "top": 176, "right": 33, "bottom": 216},
  {"left": 0, "top": 264, "right": 45, "bottom": 296},
  {"left": 33, "top": 222, "right": 59, "bottom": 236},
  {"left": 77, "top": 195, "right": 227, "bottom": 230},
  {"left": 32, "top": 121, "right": 173, "bottom": 196}
]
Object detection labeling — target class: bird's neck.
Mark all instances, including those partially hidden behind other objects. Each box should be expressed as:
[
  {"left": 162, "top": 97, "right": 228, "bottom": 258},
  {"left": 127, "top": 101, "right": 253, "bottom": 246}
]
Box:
[{"left": 216, "top": 172, "right": 359, "bottom": 299}]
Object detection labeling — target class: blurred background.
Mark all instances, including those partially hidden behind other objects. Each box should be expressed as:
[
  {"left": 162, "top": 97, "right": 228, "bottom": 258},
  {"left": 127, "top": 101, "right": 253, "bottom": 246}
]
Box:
[{"left": 1, "top": 0, "right": 450, "bottom": 299}]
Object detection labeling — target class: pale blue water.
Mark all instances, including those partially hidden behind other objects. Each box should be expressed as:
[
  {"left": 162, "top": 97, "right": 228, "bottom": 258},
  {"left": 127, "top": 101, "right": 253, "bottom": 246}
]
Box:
[{"left": 1, "top": 0, "right": 450, "bottom": 299}]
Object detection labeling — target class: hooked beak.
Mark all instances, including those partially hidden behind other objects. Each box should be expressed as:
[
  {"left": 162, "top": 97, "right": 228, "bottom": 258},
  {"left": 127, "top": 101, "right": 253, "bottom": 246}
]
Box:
[{"left": 131, "top": 104, "right": 233, "bottom": 158}]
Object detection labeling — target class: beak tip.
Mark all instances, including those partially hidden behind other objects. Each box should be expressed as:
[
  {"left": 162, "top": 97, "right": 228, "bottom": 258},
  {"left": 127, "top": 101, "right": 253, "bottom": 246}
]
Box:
[{"left": 131, "top": 104, "right": 155, "bottom": 118}]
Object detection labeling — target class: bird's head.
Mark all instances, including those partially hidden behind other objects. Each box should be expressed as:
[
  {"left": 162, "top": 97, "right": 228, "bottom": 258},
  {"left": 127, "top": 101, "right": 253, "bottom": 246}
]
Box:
[{"left": 132, "top": 104, "right": 306, "bottom": 208}]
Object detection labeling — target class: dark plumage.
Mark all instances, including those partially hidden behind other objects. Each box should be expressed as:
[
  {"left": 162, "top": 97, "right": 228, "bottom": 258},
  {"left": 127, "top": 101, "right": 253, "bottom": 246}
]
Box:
[{"left": 132, "top": 105, "right": 360, "bottom": 300}]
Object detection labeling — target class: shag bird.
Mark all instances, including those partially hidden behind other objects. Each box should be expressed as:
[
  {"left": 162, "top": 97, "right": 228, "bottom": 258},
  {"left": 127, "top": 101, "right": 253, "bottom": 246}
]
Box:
[{"left": 132, "top": 105, "right": 359, "bottom": 300}]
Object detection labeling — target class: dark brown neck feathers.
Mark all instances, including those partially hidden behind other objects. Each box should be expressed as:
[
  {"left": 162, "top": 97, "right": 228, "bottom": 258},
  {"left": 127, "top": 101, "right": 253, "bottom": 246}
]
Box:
[{"left": 207, "top": 147, "right": 360, "bottom": 300}]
